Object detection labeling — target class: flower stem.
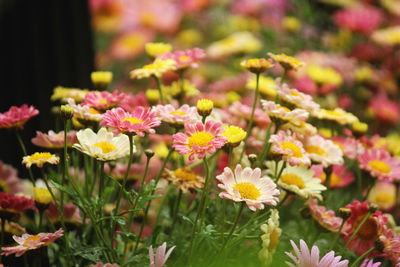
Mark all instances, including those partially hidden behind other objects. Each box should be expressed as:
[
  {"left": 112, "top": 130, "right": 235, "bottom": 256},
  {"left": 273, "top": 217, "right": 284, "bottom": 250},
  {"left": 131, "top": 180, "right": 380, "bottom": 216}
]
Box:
[
  {"left": 329, "top": 218, "right": 345, "bottom": 251},
  {"left": 153, "top": 75, "right": 164, "bottom": 104},
  {"left": 345, "top": 211, "right": 372, "bottom": 248},
  {"left": 257, "top": 123, "right": 273, "bottom": 168},
  {"left": 61, "top": 120, "right": 69, "bottom": 223},
  {"left": 350, "top": 246, "right": 375, "bottom": 267},
  {"left": 170, "top": 189, "right": 182, "bottom": 235},
  {"left": 228, "top": 146, "right": 233, "bottom": 169},
  {"left": 239, "top": 73, "right": 260, "bottom": 163},
  {"left": 15, "top": 131, "right": 35, "bottom": 185},
  {"left": 219, "top": 202, "right": 245, "bottom": 253}
]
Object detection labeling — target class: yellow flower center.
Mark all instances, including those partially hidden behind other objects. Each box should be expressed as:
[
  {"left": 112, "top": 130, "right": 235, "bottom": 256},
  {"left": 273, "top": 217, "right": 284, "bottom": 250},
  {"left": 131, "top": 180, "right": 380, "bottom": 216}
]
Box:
[
  {"left": 99, "top": 99, "right": 107, "bottom": 105},
  {"left": 173, "top": 168, "right": 197, "bottom": 181},
  {"left": 179, "top": 55, "right": 190, "bottom": 62},
  {"left": 333, "top": 141, "right": 344, "bottom": 151},
  {"left": 93, "top": 141, "right": 116, "bottom": 154},
  {"left": 280, "top": 142, "right": 303, "bottom": 158},
  {"left": 330, "top": 173, "right": 341, "bottom": 187},
  {"left": 305, "top": 145, "right": 326, "bottom": 156},
  {"left": 324, "top": 110, "right": 341, "bottom": 117},
  {"left": 170, "top": 111, "right": 186, "bottom": 116},
  {"left": 188, "top": 132, "right": 214, "bottom": 148},
  {"left": 280, "top": 174, "right": 305, "bottom": 189},
  {"left": 234, "top": 182, "right": 261, "bottom": 200},
  {"left": 89, "top": 108, "right": 100, "bottom": 115},
  {"left": 374, "top": 192, "right": 394, "bottom": 206},
  {"left": 368, "top": 160, "right": 391, "bottom": 174},
  {"left": 23, "top": 235, "right": 41, "bottom": 247},
  {"left": 276, "top": 105, "right": 290, "bottom": 112},
  {"left": 122, "top": 117, "right": 143, "bottom": 125},
  {"left": 268, "top": 229, "right": 280, "bottom": 250},
  {"left": 30, "top": 152, "right": 53, "bottom": 161}
]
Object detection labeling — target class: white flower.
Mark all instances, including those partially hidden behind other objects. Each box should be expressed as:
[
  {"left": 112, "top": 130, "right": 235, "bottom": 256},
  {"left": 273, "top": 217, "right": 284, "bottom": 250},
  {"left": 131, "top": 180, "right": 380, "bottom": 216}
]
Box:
[{"left": 303, "top": 135, "right": 343, "bottom": 167}]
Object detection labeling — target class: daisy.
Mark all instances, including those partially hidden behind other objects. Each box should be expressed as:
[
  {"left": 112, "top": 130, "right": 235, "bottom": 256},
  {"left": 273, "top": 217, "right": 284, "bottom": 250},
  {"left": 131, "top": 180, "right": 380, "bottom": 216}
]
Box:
[
  {"left": 216, "top": 164, "right": 280, "bottom": 211},
  {"left": 303, "top": 135, "right": 343, "bottom": 167},
  {"left": 275, "top": 81, "right": 320, "bottom": 113},
  {"left": 360, "top": 258, "right": 381, "bottom": 267},
  {"left": 307, "top": 198, "right": 343, "bottom": 232},
  {"left": 246, "top": 75, "right": 277, "bottom": 100},
  {"left": 100, "top": 106, "right": 161, "bottom": 137},
  {"left": 333, "top": 6, "right": 382, "bottom": 35},
  {"left": 172, "top": 120, "right": 227, "bottom": 161},
  {"left": 280, "top": 120, "right": 317, "bottom": 139},
  {"left": 331, "top": 136, "right": 364, "bottom": 160},
  {"left": 31, "top": 130, "right": 78, "bottom": 149},
  {"left": 22, "top": 152, "right": 60, "bottom": 169},
  {"left": 0, "top": 161, "right": 23, "bottom": 194},
  {"left": 240, "top": 58, "right": 274, "bottom": 74},
  {"left": 149, "top": 242, "right": 175, "bottom": 267},
  {"left": 73, "top": 128, "right": 133, "bottom": 161},
  {"left": 258, "top": 209, "right": 282, "bottom": 265},
  {"left": 285, "top": 239, "right": 348, "bottom": 267},
  {"left": 312, "top": 108, "right": 359, "bottom": 125},
  {"left": 0, "top": 105, "right": 39, "bottom": 130},
  {"left": 261, "top": 100, "right": 309, "bottom": 123},
  {"left": 367, "top": 181, "right": 395, "bottom": 211},
  {"left": 82, "top": 90, "right": 126, "bottom": 111},
  {"left": 0, "top": 193, "right": 35, "bottom": 220},
  {"left": 152, "top": 104, "right": 200, "bottom": 127},
  {"left": 278, "top": 164, "right": 326, "bottom": 200},
  {"left": 1, "top": 228, "right": 63, "bottom": 257},
  {"left": 145, "top": 42, "right": 172, "bottom": 57},
  {"left": 222, "top": 125, "right": 247, "bottom": 148},
  {"left": 162, "top": 168, "right": 204, "bottom": 193},
  {"left": 157, "top": 48, "right": 206, "bottom": 69},
  {"left": 130, "top": 58, "right": 176, "bottom": 80},
  {"left": 270, "top": 130, "right": 311, "bottom": 166},
  {"left": 358, "top": 148, "right": 400, "bottom": 182},
  {"left": 51, "top": 86, "right": 88, "bottom": 103},
  {"left": 118, "top": 92, "right": 149, "bottom": 113},
  {"left": 267, "top": 52, "right": 305, "bottom": 71},
  {"left": 66, "top": 98, "right": 103, "bottom": 123},
  {"left": 379, "top": 235, "right": 400, "bottom": 266}
]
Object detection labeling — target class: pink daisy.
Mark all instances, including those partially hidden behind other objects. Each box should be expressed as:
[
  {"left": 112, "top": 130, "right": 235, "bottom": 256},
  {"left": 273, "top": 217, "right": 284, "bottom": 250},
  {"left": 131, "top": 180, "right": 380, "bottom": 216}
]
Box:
[
  {"left": 1, "top": 228, "right": 63, "bottom": 257},
  {"left": 216, "top": 164, "right": 280, "bottom": 211},
  {"left": 0, "top": 104, "right": 39, "bottom": 130},
  {"left": 67, "top": 98, "right": 103, "bottom": 122},
  {"left": 379, "top": 235, "right": 400, "bottom": 266},
  {"left": 261, "top": 100, "right": 309, "bottom": 122},
  {"left": 82, "top": 90, "right": 126, "bottom": 111},
  {"left": 100, "top": 106, "right": 161, "bottom": 137},
  {"left": 358, "top": 148, "right": 400, "bottom": 182},
  {"left": 157, "top": 48, "right": 206, "bottom": 70},
  {"left": 285, "top": 239, "right": 348, "bottom": 267},
  {"left": 0, "top": 161, "right": 23, "bottom": 194},
  {"left": 118, "top": 92, "right": 149, "bottom": 112},
  {"left": 333, "top": 6, "right": 383, "bottom": 35},
  {"left": 270, "top": 130, "right": 311, "bottom": 166},
  {"left": 31, "top": 130, "right": 78, "bottom": 149},
  {"left": 329, "top": 165, "right": 354, "bottom": 189},
  {"left": 46, "top": 203, "right": 82, "bottom": 227},
  {"left": 307, "top": 198, "right": 342, "bottom": 232},
  {"left": 303, "top": 135, "right": 343, "bottom": 167},
  {"left": 229, "top": 101, "right": 271, "bottom": 127},
  {"left": 331, "top": 136, "right": 364, "bottom": 160},
  {"left": 149, "top": 242, "right": 175, "bottom": 267},
  {"left": 0, "top": 192, "right": 35, "bottom": 215},
  {"left": 172, "top": 120, "right": 227, "bottom": 161},
  {"left": 368, "top": 92, "right": 400, "bottom": 124},
  {"left": 360, "top": 258, "right": 381, "bottom": 267},
  {"left": 152, "top": 104, "right": 200, "bottom": 126}
]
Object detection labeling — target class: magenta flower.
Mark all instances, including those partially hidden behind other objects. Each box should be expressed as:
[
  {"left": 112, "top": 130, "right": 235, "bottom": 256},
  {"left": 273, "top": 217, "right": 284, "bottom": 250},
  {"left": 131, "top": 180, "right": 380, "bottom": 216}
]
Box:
[
  {"left": 333, "top": 6, "right": 383, "bottom": 35},
  {"left": 358, "top": 148, "right": 400, "bottom": 182},
  {"left": 100, "top": 106, "right": 161, "bottom": 137},
  {"left": 360, "top": 259, "right": 381, "bottom": 267},
  {"left": 149, "top": 242, "right": 175, "bottom": 267},
  {"left": 31, "top": 130, "right": 78, "bottom": 149},
  {"left": 152, "top": 104, "right": 199, "bottom": 126},
  {"left": 0, "top": 161, "right": 23, "bottom": 194},
  {"left": 307, "top": 198, "right": 342, "bottom": 232},
  {"left": 0, "top": 104, "right": 39, "bottom": 130},
  {"left": 82, "top": 90, "right": 126, "bottom": 111},
  {"left": 1, "top": 229, "right": 63, "bottom": 257},
  {"left": 158, "top": 48, "right": 206, "bottom": 69},
  {"left": 172, "top": 120, "right": 227, "bottom": 161}
]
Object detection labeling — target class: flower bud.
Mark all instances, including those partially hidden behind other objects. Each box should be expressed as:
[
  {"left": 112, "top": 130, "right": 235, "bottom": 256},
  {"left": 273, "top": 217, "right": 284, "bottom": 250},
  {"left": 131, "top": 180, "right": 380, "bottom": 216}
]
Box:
[
  {"left": 60, "top": 105, "right": 74, "bottom": 120},
  {"left": 197, "top": 99, "right": 213, "bottom": 117}
]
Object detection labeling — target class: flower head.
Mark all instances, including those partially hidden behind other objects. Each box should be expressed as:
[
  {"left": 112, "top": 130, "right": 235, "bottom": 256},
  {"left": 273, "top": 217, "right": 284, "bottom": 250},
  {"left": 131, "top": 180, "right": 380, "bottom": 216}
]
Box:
[
  {"left": 307, "top": 198, "right": 343, "bottom": 232},
  {"left": 33, "top": 187, "right": 52, "bottom": 206},
  {"left": 358, "top": 148, "right": 400, "bottom": 182},
  {"left": 240, "top": 58, "right": 274, "bottom": 74},
  {"left": 216, "top": 164, "right": 280, "bottom": 211},
  {"left": 267, "top": 52, "right": 305, "bottom": 71},
  {"left": 157, "top": 48, "right": 206, "bottom": 69},
  {"left": 1, "top": 229, "right": 63, "bottom": 257},
  {"left": 285, "top": 239, "right": 348, "bottom": 267},
  {"left": 275, "top": 81, "right": 320, "bottom": 113},
  {"left": 46, "top": 203, "right": 82, "bottom": 227},
  {"left": 172, "top": 120, "right": 226, "bottom": 161},
  {"left": 312, "top": 108, "right": 359, "bottom": 126},
  {"left": 66, "top": 98, "right": 103, "bottom": 124},
  {"left": 91, "top": 71, "right": 113, "bottom": 90},
  {"left": 303, "top": 135, "right": 343, "bottom": 167},
  {"left": 261, "top": 100, "right": 309, "bottom": 123},
  {"left": 101, "top": 106, "right": 161, "bottom": 137},
  {"left": 0, "top": 105, "right": 39, "bottom": 130},
  {"left": 0, "top": 193, "right": 35, "bottom": 220},
  {"left": 333, "top": 6, "right": 383, "bottom": 35},
  {"left": 51, "top": 86, "right": 88, "bottom": 103},
  {"left": 82, "top": 90, "right": 126, "bottom": 111},
  {"left": 367, "top": 181, "right": 395, "bottom": 211},
  {"left": 196, "top": 99, "right": 213, "bottom": 117},
  {"left": 259, "top": 209, "right": 281, "bottom": 265},
  {"left": 73, "top": 128, "right": 133, "bottom": 161},
  {"left": 22, "top": 152, "right": 60, "bottom": 169},
  {"left": 222, "top": 125, "right": 247, "bottom": 147},
  {"left": 229, "top": 101, "right": 270, "bottom": 127},
  {"left": 372, "top": 25, "right": 400, "bottom": 46},
  {"left": 153, "top": 104, "right": 199, "bottom": 127},
  {"left": 31, "top": 130, "right": 78, "bottom": 149},
  {"left": 162, "top": 168, "right": 204, "bottom": 193},
  {"left": 130, "top": 58, "right": 176, "bottom": 80},
  {"left": 145, "top": 42, "right": 172, "bottom": 57},
  {"left": 0, "top": 161, "right": 23, "bottom": 194},
  {"left": 149, "top": 242, "right": 175, "bottom": 267}
]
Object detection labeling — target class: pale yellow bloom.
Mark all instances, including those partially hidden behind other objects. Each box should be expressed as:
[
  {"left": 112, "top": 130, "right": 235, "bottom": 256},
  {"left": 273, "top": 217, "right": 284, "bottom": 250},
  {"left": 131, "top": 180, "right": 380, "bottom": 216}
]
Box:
[
  {"left": 130, "top": 59, "right": 176, "bottom": 79},
  {"left": 145, "top": 42, "right": 172, "bottom": 57}
]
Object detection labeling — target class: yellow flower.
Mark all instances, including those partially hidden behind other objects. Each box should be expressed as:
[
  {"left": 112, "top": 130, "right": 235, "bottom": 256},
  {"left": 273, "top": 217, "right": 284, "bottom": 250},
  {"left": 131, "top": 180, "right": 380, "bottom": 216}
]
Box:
[
  {"left": 22, "top": 152, "right": 60, "bottom": 169},
  {"left": 91, "top": 71, "right": 113, "bottom": 89},
  {"left": 51, "top": 86, "right": 89, "bottom": 103},
  {"left": 372, "top": 26, "right": 400, "bottom": 46},
  {"left": 267, "top": 52, "right": 305, "bottom": 71},
  {"left": 146, "top": 89, "right": 160, "bottom": 105},
  {"left": 33, "top": 187, "right": 53, "bottom": 205},
  {"left": 207, "top": 31, "right": 261, "bottom": 58},
  {"left": 227, "top": 91, "right": 241, "bottom": 104},
  {"left": 222, "top": 125, "right": 247, "bottom": 147},
  {"left": 145, "top": 42, "right": 172, "bottom": 57},
  {"left": 312, "top": 108, "right": 359, "bottom": 125},
  {"left": 130, "top": 58, "right": 176, "bottom": 79},
  {"left": 163, "top": 79, "right": 199, "bottom": 99},
  {"left": 246, "top": 75, "right": 276, "bottom": 99},
  {"left": 197, "top": 99, "right": 213, "bottom": 117},
  {"left": 282, "top": 16, "right": 301, "bottom": 33},
  {"left": 241, "top": 58, "right": 274, "bottom": 74},
  {"left": 259, "top": 209, "right": 281, "bottom": 266},
  {"left": 354, "top": 65, "right": 373, "bottom": 82},
  {"left": 162, "top": 168, "right": 205, "bottom": 193},
  {"left": 177, "top": 29, "right": 203, "bottom": 46},
  {"left": 306, "top": 65, "right": 343, "bottom": 86},
  {"left": 352, "top": 121, "right": 368, "bottom": 135}
]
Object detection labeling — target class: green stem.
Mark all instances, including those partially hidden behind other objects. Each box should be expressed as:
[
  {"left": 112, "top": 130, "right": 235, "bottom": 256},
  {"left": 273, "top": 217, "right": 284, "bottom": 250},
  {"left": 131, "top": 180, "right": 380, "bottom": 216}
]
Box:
[
  {"left": 239, "top": 73, "right": 260, "bottom": 163},
  {"left": 15, "top": 131, "right": 35, "bottom": 185},
  {"left": 170, "top": 189, "right": 183, "bottom": 235},
  {"left": 99, "top": 161, "right": 105, "bottom": 200},
  {"left": 344, "top": 211, "right": 372, "bottom": 248},
  {"left": 257, "top": 123, "right": 273, "bottom": 168},
  {"left": 329, "top": 218, "right": 345, "bottom": 250},
  {"left": 350, "top": 246, "right": 375, "bottom": 267},
  {"left": 228, "top": 146, "right": 233, "bottom": 169},
  {"left": 280, "top": 69, "right": 287, "bottom": 85},
  {"left": 187, "top": 153, "right": 217, "bottom": 169},
  {"left": 61, "top": 120, "right": 69, "bottom": 224},
  {"left": 275, "top": 161, "right": 286, "bottom": 182},
  {"left": 153, "top": 75, "right": 164, "bottom": 104},
  {"left": 219, "top": 202, "right": 245, "bottom": 253},
  {"left": 38, "top": 210, "right": 44, "bottom": 230},
  {"left": 277, "top": 192, "right": 290, "bottom": 209}
]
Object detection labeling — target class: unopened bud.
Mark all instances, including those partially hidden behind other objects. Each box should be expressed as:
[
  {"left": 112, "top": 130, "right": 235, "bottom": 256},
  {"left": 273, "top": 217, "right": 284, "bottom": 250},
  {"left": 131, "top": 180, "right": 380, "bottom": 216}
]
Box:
[
  {"left": 369, "top": 203, "right": 379, "bottom": 213},
  {"left": 60, "top": 105, "right": 74, "bottom": 120},
  {"left": 338, "top": 208, "right": 351, "bottom": 220},
  {"left": 248, "top": 154, "right": 257, "bottom": 166},
  {"left": 145, "top": 149, "right": 155, "bottom": 159},
  {"left": 197, "top": 99, "right": 213, "bottom": 117}
]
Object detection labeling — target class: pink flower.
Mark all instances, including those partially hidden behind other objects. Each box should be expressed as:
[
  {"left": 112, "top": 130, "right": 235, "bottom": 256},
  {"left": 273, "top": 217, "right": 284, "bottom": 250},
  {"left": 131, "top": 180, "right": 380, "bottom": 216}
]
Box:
[
  {"left": 82, "top": 90, "right": 126, "bottom": 111},
  {"left": 333, "top": 6, "right": 383, "bottom": 35},
  {"left": 216, "top": 164, "right": 280, "bottom": 211},
  {"left": 360, "top": 258, "right": 381, "bottom": 267},
  {"left": 379, "top": 235, "right": 400, "bottom": 266},
  {"left": 285, "top": 239, "right": 348, "bottom": 267},
  {"left": 152, "top": 104, "right": 200, "bottom": 126},
  {"left": 331, "top": 136, "right": 364, "bottom": 160},
  {"left": 0, "top": 192, "right": 35, "bottom": 214},
  {"left": 31, "top": 130, "right": 78, "bottom": 149},
  {"left": 368, "top": 92, "right": 400, "bottom": 124},
  {"left": 108, "top": 29, "right": 154, "bottom": 61},
  {"left": 172, "top": 120, "right": 227, "bottom": 161},
  {"left": 0, "top": 161, "right": 23, "bottom": 194},
  {"left": 294, "top": 76, "right": 317, "bottom": 95},
  {"left": 157, "top": 48, "right": 206, "bottom": 69},
  {"left": 329, "top": 165, "right": 354, "bottom": 189},
  {"left": 46, "top": 203, "right": 82, "bottom": 226},
  {"left": 0, "top": 104, "right": 39, "bottom": 130},
  {"left": 67, "top": 98, "right": 103, "bottom": 122},
  {"left": 303, "top": 135, "right": 343, "bottom": 167},
  {"left": 261, "top": 100, "right": 309, "bottom": 122},
  {"left": 229, "top": 101, "right": 270, "bottom": 127},
  {"left": 270, "top": 130, "right": 311, "bottom": 166},
  {"left": 1, "top": 228, "right": 63, "bottom": 257},
  {"left": 149, "top": 242, "right": 175, "bottom": 267},
  {"left": 307, "top": 198, "right": 342, "bottom": 232},
  {"left": 118, "top": 92, "right": 149, "bottom": 112},
  {"left": 100, "top": 106, "right": 161, "bottom": 137},
  {"left": 276, "top": 80, "right": 320, "bottom": 113},
  {"left": 358, "top": 148, "right": 400, "bottom": 182}
]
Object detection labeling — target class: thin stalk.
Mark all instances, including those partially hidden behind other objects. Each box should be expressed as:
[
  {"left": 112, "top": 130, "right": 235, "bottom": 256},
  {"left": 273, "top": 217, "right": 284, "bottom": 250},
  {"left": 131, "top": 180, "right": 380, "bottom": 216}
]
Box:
[
  {"left": 187, "top": 153, "right": 217, "bottom": 169},
  {"left": 61, "top": 120, "right": 69, "bottom": 224},
  {"left": 228, "top": 146, "right": 233, "bottom": 169},
  {"left": 329, "top": 218, "right": 345, "bottom": 250},
  {"left": 277, "top": 192, "right": 290, "bottom": 209},
  {"left": 280, "top": 69, "right": 287, "bottom": 85},
  {"left": 38, "top": 209, "right": 44, "bottom": 230},
  {"left": 0, "top": 218, "right": 4, "bottom": 263},
  {"left": 153, "top": 75, "right": 164, "bottom": 104},
  {"left": 275, "top": 161, "right": 286, "bottom": 182},
  {"left": 15, "top": 131, "right": 35, "bottom": 185},
  {"left": 350, "top": 246, "right": 375, "bottom": 267},
  {"left": 99, "top": 161, "right": 105, "bottom": 200},
  {"left": 170, "top": 189, "right": 183, "bottom": 235},
  {"left": 344, "top": 211, "right": 372, "bottom": 248},
  {"left": 239, "top": 73, "right": 260, "bottom": 163},
  {"left": 219, "top": 202, "right": 245, "bottom": 253},
  {"left": 257, "top": 123, "right": 273, "bottom": 168}
]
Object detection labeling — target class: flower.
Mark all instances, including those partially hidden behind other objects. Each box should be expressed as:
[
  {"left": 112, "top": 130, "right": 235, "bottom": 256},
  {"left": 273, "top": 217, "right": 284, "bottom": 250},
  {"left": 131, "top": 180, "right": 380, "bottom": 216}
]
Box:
[
  {"left": 312, "top": 108, "right": 359, "bottom": 125},
  {"left": 240, "top": 58, "right": 274, "bottom": 74},
  {"left": 372, "top": 26, "right": 400, "bottom": 46},
  {"left": 360, "top": 258, "right": 381, "bottom": 267},
  {"left": 229, "top": 101, "right": 270, "bottom": 127},
  {"left": 109, "top": 30, "right": 154, "bottom": 61},
  {"left": 261, "top": 100, "right": 309, "bottom": 123},
  {"left": 333, "top": 6, "right": 383, "bottom": 35},
  {"left": 82, "top": 90, "right": 126, "bottom": 111},
  {"left": 51, "top": 86, "right": 88, "bottom": 103},
  {"left": 118, "top": 92, "right": 149, "bottom": 113},
  {"left": 22, "top": 152, "right": 60, "bottom": 168},
  {"left": 1, "top": 228, "right": 63, "bottom": 257},
  {"left": 259, "top": 209, "right": 281, "bottom": 265},
  {"left": 0, "top": 161, "right": 23, "bottom": 194},
  {"left": 46, "top": 203, "right": 82, "bottom": 227},
  {"left": 331, "top": 136, "right": 364, "bottom": 160},
  {"left": 162, "top": 168, "right": 204, "bottom": 193},
  {"left": 157, "top": 48, "right": 206, "bottom": 69},
  {"left": 277, "top": 164, "right": 326, "bottom": 200},
  {"left": 270, "top": 130, "right": 311, "bottom": 166},
  {"left": 306, "top": 65, "right": 343, "bottom": 86},
  {"left": 275, "top": 81, "right": 320, "bottom": 113},
  {"left": 73, "top": 128, "right": 133, "bottom": 161},
  {"left": 267, "top": 52, "right": 305, "bottom": 71},
  {"left": 367, "top": 181, "right": 396, "bottom": 211},
  {"left": 379, "top": 235, "right": 400, "bottom": 266},
  {"left": 207, "top": 31, "right": 261, "bottom": 58},
  {"left": 91, "top": 71, "right": 113, "bottom": 89},
  {"left": 196, "top": 99, "right": 213, "bottom": 117},
  {"left": 307, "top": 198, "right": 342, "bottom": 232},
  {"left": 149, "top": 242, "right": 175, "bottom": 267},
  {"left": 0, "top": 105, "right": 39, "bottom": 130},
  {"left": 285, "top": 239, "right": 348, "bottom": 267},
  {"left": 303, "top": 135, "right": 343, "bottom": 167},
  {"left": 216, "top": 164, "right": 280, "bottom": 211},
  {"left": 33, "top": 187, "right": 52, "bottom": 206},
  {"left": 172, "top": 120, "right": 227, "bottom": 161},
  {"left": 101, "top": 106, "right": 161, "bottom": 137},
  {"left": 0, "top": 193, "right": 35, "bottom": 219},
  {"left": 153, "top": 104, "right": 199, "bottom": 126},
  {"left": 246, "top": 75, "right": 277, "bottom": 99},
  {"left": 31, "top": 130, "right": 78, "bottom": 149},
  {"left": 66, "top": 98, "right": 103, "bottom": 124},
  {"left": 222, "top": 125, "right": 247, "bottom": 147},
  {"left": 358, "top": 148, "right": 400, "bottom": 182},
  {"left": 145, "top": 42, "right": 172, "bottom": 57},
  {"left": 130, "top": 58, "right": 176, "bottom": 79},
  {"left": 368, "top": 93, "right": 400, "bottom": 124}
]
